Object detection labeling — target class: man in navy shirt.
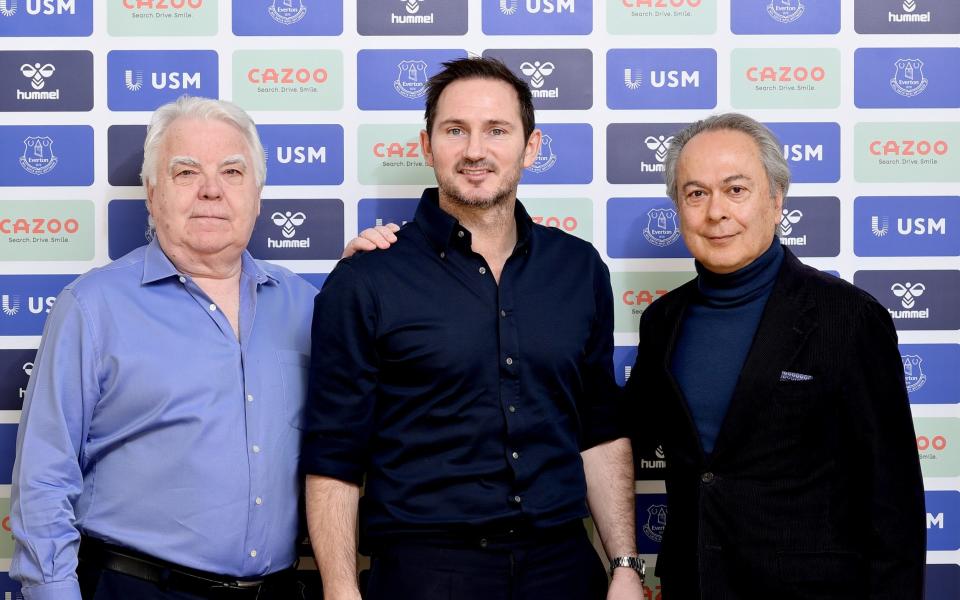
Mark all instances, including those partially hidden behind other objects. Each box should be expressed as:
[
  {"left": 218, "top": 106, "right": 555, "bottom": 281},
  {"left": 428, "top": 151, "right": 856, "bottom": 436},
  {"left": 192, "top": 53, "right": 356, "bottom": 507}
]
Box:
[{"left": 304, "top": 58, "right": 644, "bottom": 600}]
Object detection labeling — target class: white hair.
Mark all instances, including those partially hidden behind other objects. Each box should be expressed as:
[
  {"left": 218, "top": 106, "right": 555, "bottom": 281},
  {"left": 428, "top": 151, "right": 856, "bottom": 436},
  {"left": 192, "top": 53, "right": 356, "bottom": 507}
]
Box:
[{"left": 141, "top": 96, "right": 265, "bottom": 237}]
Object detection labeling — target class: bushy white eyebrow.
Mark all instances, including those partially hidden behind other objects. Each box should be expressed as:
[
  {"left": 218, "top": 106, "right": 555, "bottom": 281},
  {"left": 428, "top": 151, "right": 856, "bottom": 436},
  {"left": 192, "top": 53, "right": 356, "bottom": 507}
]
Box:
[
  {"left": 168, "top": 156, "right": 201, "bottom": 174},
  {"left": 220, "top": 154, "right": 247, "bottom": 170},
  {"left": 167, "top": 155, "right": 248, "bottom": 175}
]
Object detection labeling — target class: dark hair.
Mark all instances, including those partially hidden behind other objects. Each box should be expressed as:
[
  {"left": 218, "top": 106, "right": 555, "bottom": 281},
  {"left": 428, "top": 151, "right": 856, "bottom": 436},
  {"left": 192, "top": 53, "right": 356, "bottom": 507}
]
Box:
[{"left": 424, "top": 57, "right": 536, "bottom": 141}]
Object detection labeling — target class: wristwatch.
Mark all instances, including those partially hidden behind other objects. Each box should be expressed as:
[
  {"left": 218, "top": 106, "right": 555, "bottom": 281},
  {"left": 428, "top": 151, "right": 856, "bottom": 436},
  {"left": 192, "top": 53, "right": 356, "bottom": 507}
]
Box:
[{"left": 608, "top": 555, "right": 645, "bottom": 581}]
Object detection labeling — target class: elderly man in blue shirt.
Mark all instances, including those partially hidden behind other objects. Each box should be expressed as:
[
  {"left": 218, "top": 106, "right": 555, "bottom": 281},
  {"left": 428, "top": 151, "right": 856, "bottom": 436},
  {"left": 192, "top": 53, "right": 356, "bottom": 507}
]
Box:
[{"left": 9, "top": 97, "right": 318, "bottom": 600}]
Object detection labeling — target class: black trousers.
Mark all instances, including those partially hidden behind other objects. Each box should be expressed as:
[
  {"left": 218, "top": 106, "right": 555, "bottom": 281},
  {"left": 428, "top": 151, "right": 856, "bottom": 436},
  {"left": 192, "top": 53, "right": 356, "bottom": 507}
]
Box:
[{"left": 364, "top": 524, "right": 608, "bottom": 600}]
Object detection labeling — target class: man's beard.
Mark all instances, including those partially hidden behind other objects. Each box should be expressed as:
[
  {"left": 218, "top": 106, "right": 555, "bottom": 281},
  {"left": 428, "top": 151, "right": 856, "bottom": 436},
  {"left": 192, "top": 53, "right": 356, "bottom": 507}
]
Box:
[{"left": 436, "top": 158, "right": 522, "bottom": 210}]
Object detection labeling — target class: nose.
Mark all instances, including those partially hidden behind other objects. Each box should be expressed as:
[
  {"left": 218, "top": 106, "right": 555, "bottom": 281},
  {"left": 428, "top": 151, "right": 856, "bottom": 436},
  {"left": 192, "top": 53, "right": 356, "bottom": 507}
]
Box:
[
  {"left": 704, "top": 195, "right": 727, "bottom": 222},
  {"left": 199, "top": 173, "right": 223, "bottom": 200},
  {"left": 463, "top": 132, "right": 486, "bottom": 161}
]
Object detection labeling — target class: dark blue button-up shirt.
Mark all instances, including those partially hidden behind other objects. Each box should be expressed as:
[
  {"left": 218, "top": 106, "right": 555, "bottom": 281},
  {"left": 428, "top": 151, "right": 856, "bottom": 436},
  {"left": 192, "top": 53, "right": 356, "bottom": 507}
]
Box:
[{"left": 303, "top": 188, "right": 621, "bottom": 543}]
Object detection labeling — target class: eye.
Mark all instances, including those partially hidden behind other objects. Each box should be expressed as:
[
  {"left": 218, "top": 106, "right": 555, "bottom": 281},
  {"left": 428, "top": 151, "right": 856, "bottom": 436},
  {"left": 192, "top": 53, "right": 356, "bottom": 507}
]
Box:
[
  {"left": 448, "top": 127, "right": 463, "bottom": 136},
  {"left": 490, "top": 128, "right": 505, "bottom": 136},
  {"left": 172, "top": 169, "right": 198, "bottom": 183},
  {"left": 729, "top": 185, "right": 746, "bottom": 195}
]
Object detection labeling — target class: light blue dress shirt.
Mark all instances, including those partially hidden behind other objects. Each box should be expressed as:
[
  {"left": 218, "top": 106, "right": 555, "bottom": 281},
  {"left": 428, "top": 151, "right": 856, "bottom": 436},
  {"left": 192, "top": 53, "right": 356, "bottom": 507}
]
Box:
[{"left": 9, "top": 239, "right": 317, "bottom": 600}]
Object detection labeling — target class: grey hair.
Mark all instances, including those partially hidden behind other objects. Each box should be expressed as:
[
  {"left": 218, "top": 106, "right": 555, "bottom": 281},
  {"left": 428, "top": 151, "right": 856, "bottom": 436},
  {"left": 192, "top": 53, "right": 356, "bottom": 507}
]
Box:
[
  {"left": 141, "top": 96, "right": 265, "bottom": 238},
  {"left": 662, "top": 112, "right": 790, "bottom": 205}
]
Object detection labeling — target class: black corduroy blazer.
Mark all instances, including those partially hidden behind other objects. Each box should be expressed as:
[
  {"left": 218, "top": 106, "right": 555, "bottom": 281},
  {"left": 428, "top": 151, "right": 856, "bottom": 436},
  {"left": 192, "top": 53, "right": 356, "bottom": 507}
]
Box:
[{"left": 626, "top": 247, "right": 926, "bottom": 600}]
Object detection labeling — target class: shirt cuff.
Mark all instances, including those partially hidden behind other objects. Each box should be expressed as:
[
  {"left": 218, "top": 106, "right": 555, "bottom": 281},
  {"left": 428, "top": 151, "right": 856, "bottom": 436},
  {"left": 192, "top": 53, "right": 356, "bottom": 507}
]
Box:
[
  {"left": 21, "top": 579, "right": 82, "bottom": 600},
  {"left": 301, "top": 438, "right": 366, "bottom": 485}
]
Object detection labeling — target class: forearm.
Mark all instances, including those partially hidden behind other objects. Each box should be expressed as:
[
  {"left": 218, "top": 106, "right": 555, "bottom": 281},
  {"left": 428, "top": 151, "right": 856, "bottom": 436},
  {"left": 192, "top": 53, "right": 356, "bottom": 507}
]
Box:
[
  {"left": 305, "top": 475, "right": 362, "bottom": 600},
  {"left": 582, "top": 437, "right": 637, "bottom": 558}
]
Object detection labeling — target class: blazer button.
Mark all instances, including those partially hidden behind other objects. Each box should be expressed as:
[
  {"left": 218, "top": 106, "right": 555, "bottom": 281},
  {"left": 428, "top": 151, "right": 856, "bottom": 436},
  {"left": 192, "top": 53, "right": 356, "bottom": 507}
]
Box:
[{"left": 700, "top": 471, "right": 716, "bottom": 485}]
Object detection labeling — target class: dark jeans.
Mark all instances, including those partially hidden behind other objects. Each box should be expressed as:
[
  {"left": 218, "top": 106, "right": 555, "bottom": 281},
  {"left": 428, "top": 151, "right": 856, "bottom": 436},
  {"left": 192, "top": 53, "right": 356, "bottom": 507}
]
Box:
[{"left": 364, "top": 524, "right": 608, "bottom": 600}]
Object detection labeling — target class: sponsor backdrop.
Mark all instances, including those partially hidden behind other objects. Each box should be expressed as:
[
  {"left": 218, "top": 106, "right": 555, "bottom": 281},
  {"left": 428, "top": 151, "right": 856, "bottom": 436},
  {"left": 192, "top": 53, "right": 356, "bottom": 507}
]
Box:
[{"left": 0, "top": 0, "right": 958, "bottom": 595}]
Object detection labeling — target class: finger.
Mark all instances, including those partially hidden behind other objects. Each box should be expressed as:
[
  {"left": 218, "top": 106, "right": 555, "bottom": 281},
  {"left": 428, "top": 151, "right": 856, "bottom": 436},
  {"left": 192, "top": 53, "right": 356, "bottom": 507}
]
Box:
[
  {"left": 384, "top": 222, "right": 401, "bottom": 233},
  {"left": 374, "top": 225, "right": 398, "bottom": 243},
  {"left": 341, "top": 237, "right": 376, "bottom": 258}
]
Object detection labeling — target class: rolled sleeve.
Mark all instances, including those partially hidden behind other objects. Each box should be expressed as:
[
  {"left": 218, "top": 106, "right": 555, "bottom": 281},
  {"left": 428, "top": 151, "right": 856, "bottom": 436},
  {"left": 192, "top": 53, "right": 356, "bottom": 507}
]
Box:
[
  {"left": 578, "top": 258, "right": 624, "bottom": 449},
  {"left": 302, "top": 261, "right": 381, "bottom": 485},
  {"left": 21, "top": 579, "right": 82, "bottom": 600},
  {"left": 11, "top": 289, "right": 100, "bottom": 596}
]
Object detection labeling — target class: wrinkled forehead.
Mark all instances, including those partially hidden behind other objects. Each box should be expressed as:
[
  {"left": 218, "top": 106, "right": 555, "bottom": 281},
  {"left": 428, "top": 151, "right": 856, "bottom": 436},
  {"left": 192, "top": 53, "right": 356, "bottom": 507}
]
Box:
[{"left": 162, "top": 117, "right": 251, "bottom": 156}]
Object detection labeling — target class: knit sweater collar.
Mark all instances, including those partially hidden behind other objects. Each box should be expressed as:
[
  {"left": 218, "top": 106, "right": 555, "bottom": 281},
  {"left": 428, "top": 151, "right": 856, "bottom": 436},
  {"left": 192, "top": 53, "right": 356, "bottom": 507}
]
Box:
[{"left": 694, "top": 236, "right": 784, "bottom": 308}]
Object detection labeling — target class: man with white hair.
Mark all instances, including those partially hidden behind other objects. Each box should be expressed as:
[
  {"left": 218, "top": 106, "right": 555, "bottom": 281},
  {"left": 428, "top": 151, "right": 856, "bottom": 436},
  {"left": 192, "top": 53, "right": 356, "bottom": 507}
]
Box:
[
  {"left": 9, "top": 96, "right": 317, "bottom": 600},
  {"left": 625, "top": 113, "right": 925, "bottom": 598}
]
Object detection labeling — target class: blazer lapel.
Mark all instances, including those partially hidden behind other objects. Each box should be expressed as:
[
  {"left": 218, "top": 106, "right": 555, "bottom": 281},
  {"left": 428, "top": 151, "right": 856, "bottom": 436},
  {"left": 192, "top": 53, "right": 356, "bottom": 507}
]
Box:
[
  {"left": 709, "top": 250, "right": 818, "bottom": 463},
  {"left": 654, "top": 283, "right": 709, "bottom": 462}
]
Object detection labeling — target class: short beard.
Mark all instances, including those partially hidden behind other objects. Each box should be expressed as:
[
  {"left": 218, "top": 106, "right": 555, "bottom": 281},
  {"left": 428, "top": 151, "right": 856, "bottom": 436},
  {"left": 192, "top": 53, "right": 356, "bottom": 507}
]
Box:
[{"left": 436, "top": 158, "right": 522, "bottom": 210}]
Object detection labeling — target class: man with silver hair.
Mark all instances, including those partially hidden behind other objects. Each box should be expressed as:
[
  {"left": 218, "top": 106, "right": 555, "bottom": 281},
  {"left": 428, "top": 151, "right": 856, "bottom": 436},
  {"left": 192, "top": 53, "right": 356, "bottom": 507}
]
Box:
[
  {"left": 9, "top": 96, "right": 317, "bottom": 600},
  {"left": 625, "top": 112, "right": 925, "bottom": 598}
]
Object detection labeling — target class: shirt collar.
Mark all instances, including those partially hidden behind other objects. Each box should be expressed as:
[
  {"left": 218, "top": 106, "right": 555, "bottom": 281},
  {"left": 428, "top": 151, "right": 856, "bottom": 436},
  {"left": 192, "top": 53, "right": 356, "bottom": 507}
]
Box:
[
  {"left": 141, "top": 237, "right": 278, "bottom": 287},
  {"left": 413, "top": 187, "right": 534, "bottom": 255}
]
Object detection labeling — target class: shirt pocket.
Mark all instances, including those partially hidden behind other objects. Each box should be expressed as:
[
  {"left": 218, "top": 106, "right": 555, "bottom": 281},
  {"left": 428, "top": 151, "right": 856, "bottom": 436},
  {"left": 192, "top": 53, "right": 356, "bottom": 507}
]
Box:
[{"left": 277, "top": 350, "right": 310, "bottom": 430}]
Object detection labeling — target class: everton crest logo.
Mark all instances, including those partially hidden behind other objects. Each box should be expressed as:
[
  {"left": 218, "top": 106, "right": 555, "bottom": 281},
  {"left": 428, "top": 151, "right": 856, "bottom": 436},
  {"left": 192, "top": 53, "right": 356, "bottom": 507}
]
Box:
[
  {"left": 901, "top": 354, "right": 927, "bottom": 392},
  {"left": 767, "top": 0, "right": 804, "bottom": 23},
  {"left": 528, "top": 134, "right": 556, "bottom": 174},
  {"left": 643, "top": 504, "right": 667, "bottom": 543},
  {"left": 394, "top": 60, "right": 429, "bottom": 99},
  {"left": 269, "top": 0, "right": 307, "bottom": 25},
  {"left": 643, "top": 207, "right": 681, "bottom": 247},
  {"left": 20, "top": 136, "right": 57, "bottom": 175},
  {"left": 890, "top": 58, "right": 928, "bottom": 97}
]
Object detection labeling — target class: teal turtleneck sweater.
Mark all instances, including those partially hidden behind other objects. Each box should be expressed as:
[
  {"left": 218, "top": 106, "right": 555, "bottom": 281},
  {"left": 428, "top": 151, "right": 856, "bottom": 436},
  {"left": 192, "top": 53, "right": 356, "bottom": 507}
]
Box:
[{"left": 670, "top": 237, "right": 784, "bottom": 455}]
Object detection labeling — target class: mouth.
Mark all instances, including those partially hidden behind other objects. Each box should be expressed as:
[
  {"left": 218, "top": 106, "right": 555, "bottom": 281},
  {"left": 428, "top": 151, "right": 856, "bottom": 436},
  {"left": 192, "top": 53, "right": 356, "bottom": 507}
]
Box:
[
  {"left": 705, "top": 232, "right": 739, "bottom": 244},
  {"left": 458, "top": 164, "right": 494, "bottom": 183}
]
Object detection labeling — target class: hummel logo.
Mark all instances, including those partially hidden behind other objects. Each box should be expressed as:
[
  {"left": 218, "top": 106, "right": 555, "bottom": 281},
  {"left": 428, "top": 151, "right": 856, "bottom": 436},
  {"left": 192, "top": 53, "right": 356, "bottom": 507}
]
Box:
[
  {"left": 891, "top": 282, "right": 925, "bottom": 309},
  {"left": 519, "top": 60, "right": 555, "bottom": 89}
]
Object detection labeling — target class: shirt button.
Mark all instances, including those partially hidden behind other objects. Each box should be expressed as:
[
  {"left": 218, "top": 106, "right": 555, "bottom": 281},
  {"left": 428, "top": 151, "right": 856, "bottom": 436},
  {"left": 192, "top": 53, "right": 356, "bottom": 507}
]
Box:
[
  {"left": 500, "top": 309, "right": 506, "bottom": 317},
  {"left": 505, "top": 357, "right": 513, "bottom": 366},
  {"left": 247, "top": 394, "right": 254, "bottom": 402},
  {"left": 178, "top": 276, "right": 186, "bottom": 284},
  {"left": 252, "top": 445, "right": 261, "bottom": 454},
  {"left": 701, "top": 472, "right": 715, "bottom": 485},
  {"left": 255, "top": 497, "right": 263, "bottom": 505},
  {"left": 479, "top": 267, "right": 486, "bottom": 275},
  {"left": 249, "top": 549, "right": 257, "bottom": 558},
  {"left": 209, "top": 303, "right": 217, "bottom": 312},
  {"left": 479, "top": 538, "right": 488, "bottom": 548},
  {"left": 513, "top": 495, "right": 522, "bottom": 504},
  {"left": 511, "top": 451, "right": 519, "bottom": 459},
  {"left": 439, "top": 251, "right": 445, "bottom": 259},
  {"left": 508, "top": 405, "right": 516, "bottom": 413},
  {"left": 458, "top": 230, "right": 465, "bottom": 238}
]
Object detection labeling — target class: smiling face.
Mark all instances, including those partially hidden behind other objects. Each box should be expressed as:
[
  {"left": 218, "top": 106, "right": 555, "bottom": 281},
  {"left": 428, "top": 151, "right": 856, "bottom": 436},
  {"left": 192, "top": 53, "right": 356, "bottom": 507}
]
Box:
[
  {"left": 676, "top": 128, "right": 783, "bottom": 274},
  {"left": 420, "top": 77, "right": 541, "bottom": 211},
  {"left": 146, "top": 117, "right": 260, "bottom": 265}
]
